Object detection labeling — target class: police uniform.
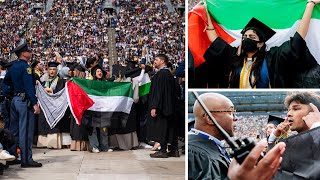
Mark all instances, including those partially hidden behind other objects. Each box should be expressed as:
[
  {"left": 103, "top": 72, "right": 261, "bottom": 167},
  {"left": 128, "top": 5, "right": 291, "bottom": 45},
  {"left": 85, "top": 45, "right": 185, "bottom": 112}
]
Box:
[
  {"left": 1, "top": 60, "right": 14, "bottom": 130},
  {"left": 4, "top": 43, "right": 42, "bottom": 167}
]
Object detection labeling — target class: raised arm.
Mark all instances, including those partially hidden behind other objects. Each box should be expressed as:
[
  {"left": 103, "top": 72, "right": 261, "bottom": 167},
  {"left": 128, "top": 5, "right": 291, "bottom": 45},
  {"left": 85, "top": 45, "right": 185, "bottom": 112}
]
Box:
[
  {"left": 205, "top": 2, "right": 218, "bottom": 42},
  {"left": 297, "top": 1, "right": 320, "bottom": 39}
]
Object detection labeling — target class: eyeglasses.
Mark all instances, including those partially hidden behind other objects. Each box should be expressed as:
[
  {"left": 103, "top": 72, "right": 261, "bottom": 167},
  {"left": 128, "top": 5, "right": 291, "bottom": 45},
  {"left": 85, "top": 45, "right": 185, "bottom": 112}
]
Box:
[
  {"left": 202, "top": 109, "right": 237, "bottom": 117},
  {"left": 210, "top": 110, "right": 237, "bottom": 114}
]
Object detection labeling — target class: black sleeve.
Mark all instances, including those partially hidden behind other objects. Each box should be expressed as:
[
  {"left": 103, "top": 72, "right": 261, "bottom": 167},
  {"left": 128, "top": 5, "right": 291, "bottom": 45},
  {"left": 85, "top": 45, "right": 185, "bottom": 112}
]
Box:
[
  {"left": 203, "top": 37, "right": 238, "bottom": 66},
  {"left": 188, "top": 149, "right": 226, "bottom": 180},
  {"left": 267, "top": 32, "right": 317, "bottom": 74},
  {"left": 53, "top": 79, "right": 66, "bottom": 94},
  {"left": 202, "top": 38, "right": 238, "bottom": 88},
  {"left": 148, "top": 70, "right": 175, "bottom": 116}
]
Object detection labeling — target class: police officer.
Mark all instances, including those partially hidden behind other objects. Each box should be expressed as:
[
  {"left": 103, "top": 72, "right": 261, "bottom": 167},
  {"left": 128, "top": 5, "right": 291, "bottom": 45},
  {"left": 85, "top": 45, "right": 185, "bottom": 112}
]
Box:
[{"left": 4, "top": 42, "right": 42, "bottom": 168}]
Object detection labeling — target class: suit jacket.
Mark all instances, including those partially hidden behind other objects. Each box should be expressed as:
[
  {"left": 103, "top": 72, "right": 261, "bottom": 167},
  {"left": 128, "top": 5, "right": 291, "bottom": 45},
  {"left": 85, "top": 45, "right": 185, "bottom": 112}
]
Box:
[{"left": 188, "top": 133, "right": 230, "bottom": 180}]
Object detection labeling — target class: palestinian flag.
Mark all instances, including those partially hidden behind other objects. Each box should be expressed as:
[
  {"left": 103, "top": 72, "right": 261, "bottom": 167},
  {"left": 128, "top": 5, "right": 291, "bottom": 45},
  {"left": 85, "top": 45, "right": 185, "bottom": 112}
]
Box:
[
  {"left": 138, "top": 73, "right": 151, "bottom": 97},
  {"left": 66, "top": 80, "right": 94, "bottom": 125},
  {"left": 189, "top": 0, "right": 320, "bottom": 68},
  {"left": 71, "top": 78, "right": 134, "bottom": 127}
]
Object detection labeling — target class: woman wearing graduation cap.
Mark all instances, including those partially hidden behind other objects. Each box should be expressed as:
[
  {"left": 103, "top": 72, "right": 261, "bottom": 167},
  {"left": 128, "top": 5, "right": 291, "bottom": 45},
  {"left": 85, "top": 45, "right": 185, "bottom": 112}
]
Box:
[
  {"left": 86, "top": 64, "right": 110, "bottom": 153},
  {"left": 205, "top": 1, "right": 320, "bottom": 88}
]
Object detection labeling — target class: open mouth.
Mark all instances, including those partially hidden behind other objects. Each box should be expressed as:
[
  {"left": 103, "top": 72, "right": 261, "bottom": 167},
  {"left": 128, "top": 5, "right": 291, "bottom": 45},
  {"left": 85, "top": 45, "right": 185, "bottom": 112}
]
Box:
[{"left": 288, "top": 119, "right": 294, "bottom": 126}]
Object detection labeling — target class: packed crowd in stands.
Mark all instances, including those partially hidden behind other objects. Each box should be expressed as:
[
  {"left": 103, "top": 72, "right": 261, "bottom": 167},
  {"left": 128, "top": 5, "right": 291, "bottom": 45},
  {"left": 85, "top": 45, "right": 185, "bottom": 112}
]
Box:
[
  {"left": 0, "top": 0, "right": 110, "bottom": 70},
  {"left": 1, "top": 0, "right": 185, "bottom": 73},
  {"left": 234, "top": 115, "right": 270, "bottom": 139},
  {"left": 171, "top": 0, "right": 185, "bottom": 6},
  {"left": 188, "top": 0, "right": 199, "bottom": 11},
  {"left": 114, "top": 0, "right": 185, "bottom": 68}
]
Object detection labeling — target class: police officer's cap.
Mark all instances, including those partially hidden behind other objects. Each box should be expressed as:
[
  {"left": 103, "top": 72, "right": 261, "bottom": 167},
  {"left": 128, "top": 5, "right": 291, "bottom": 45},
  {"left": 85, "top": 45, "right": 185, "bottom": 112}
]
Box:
[
  {"left": 267, "top": 115, "right": 284, "bottom": 126},
  {"left": 241, "top": 17, "right": 276, "bottom": 42},
  {"left": 12, "top": 42, "right": 30, "bottom": 55},
  {"left": 48, "top": 61, "right": 60, "bottom": 68}
]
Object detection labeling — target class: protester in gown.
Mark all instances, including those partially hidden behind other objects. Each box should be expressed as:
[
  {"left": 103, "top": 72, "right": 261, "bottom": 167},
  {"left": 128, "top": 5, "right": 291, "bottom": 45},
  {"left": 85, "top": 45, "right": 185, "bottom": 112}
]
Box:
[
  {"left": 87, "top": 64, "right": 111, "bottom": 153},
  {"left": 52, "top": 66, "right": 72, "bottom": 148},
  {"left": 109, "top": 60, "right": 140, "bottom": 150},
  {"left": 203, "top": 1, "right": 320, "bottom": 88},
  {"left": 37, "top": 62, "right": 64, "bottom": 149},
  {"left": 69, "top": 64, "right": 90, "bottom": 151}
]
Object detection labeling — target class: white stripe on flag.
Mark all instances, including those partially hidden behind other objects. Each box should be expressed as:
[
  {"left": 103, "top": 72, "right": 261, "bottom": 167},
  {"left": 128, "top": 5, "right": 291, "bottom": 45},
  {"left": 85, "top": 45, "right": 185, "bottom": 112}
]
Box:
[{"left": 87, "top": 95, "right": 134, "bottom": 114}]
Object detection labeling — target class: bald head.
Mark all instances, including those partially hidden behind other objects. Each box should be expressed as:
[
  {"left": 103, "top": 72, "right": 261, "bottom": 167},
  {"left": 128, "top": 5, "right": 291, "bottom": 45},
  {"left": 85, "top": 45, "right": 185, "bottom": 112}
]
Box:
[
  {"left": 193, "top": 93, "right": 235, "bottom": 139},
  {"left": 193, "top": 93, "right": 233, "bottom": 120}
]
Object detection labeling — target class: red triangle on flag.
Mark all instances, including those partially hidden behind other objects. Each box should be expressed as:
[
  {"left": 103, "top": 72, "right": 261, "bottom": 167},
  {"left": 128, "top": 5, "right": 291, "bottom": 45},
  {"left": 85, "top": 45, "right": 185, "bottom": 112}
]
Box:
[
  {"left": 66, "top": 81, "right": 94, "bottom": 125},
  {"left": 188, "top": 3, "right": 236, "bottom": 68}
]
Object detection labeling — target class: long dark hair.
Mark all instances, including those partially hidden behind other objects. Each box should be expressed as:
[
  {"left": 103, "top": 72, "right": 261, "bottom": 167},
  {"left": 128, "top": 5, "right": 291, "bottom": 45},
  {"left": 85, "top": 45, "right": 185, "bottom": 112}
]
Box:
[
  {"left": 229, "top": 28, "right": 267, "bottom": 88},
  {"left": 93, "top": 67, "right": 106, "bottom": 81}
]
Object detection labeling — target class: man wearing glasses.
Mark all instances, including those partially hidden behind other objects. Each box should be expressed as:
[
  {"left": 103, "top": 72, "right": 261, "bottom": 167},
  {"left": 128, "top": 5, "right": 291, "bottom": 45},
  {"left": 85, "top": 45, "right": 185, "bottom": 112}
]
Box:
[{"left": 188, "top": 93, "right": 286, "bottom": 180}]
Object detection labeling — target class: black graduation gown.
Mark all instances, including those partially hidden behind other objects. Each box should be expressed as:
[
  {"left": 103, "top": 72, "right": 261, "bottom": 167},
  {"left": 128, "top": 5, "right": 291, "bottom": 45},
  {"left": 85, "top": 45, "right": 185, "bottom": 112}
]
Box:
[
  {"left": 146, "top": 68, "right": 176, "bottom": 143},
  {"left": 188, "top": 133, "right": 230, "bottom": 180},
  {"left": 69, "top": 113, "right": 90, "bottom": 141},
  {"left": 108, "top": 103, "right": 137, "bottom": 136},
  {"left": 203, "top": 32, "right": 320, "bottom": 88},
  {"left": 53, "top": 78, "right": 71, "bottom": 133}
]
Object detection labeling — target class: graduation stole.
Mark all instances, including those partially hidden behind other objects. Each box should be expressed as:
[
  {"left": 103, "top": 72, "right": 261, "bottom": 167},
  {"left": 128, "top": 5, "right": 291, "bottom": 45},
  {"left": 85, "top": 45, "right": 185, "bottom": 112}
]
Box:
[
  {"left": 239, "top": 58, "right": 256, "bottom": 89},
  {"left": 45, "top": 75, "right": 59, "bottom": 90},
  {"left": 275, "top": 131, "right": 289, "bottom": 145}
]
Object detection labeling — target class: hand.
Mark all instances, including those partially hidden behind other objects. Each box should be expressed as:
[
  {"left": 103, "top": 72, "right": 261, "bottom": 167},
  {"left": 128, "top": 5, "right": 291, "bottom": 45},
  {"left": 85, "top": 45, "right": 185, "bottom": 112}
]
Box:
[
  {"left": 228, "top": 140, "right": 286, "bottom": 180},
  {"left": 45, "top": 87, "right": 53, "bottom": 93},
  {"left": 34, "top": 104, "right": 40, "bottom": 114},
  {"left": 308, "top": 0, "right": 320, "bottom": 5},
  {"left": 140, "top": 64, "right": 145, "bottom": 69},
  {"left": 274, "top": 118, "right": 290, "bottom": 137},
  {"left": 302, "top": 103, "right": 320, "bottom": 128},
  {"left": 151, "top": 108, "right": 157, "bottom": 117}
]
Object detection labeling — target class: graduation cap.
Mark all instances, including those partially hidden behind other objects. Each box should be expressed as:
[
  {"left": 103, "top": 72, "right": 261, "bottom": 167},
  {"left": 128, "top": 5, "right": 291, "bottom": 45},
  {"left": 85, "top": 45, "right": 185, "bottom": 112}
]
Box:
[
  {"left": 125, "top": 67, "right": 141, "bottom": 78},
  {"left": 241, "top": 17, "right": 276, "bottom": 42},
  {"left": 112, "top": 64, "right": 127, "bottom": 78},
  {"left": 66, "top": 61, "right": 76, "bottom": 68},
  {"left": 70, "top": 64, "right": 86, "bottom": 72},
  {"left": 126, "top": 60, "right": 137, "bottom": 69},
  {"left": 0, "top": 59, "right": 7, "bottom": 67},
  {"left": 267, "top": 115, "right": 284, "bottom": 126},
  {"left": 91, "top": 64, "right": 106, "bottom": 77},
  {"left": 48, "top": 61, "right": 60, "bottom": 68},
  {"left": 86, "top": 57, "right": 97, "bottom": 68},
  {"left": 12, "top": 42, "right": 30, "bottom": 56},
  {"left": 30, "top": 60, "right": 40, "bottom": 68}
]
